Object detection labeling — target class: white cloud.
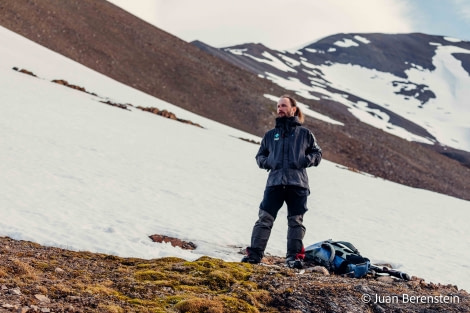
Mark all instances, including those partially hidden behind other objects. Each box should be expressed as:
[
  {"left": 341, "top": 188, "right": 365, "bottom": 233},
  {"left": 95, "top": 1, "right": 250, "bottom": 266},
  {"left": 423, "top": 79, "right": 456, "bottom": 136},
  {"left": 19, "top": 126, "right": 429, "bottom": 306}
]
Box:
[
  {"left": 107, "top": 0, "right": 159, "bottom": 25},
  {"left": 106, "top": 0, "right": 470, "bottom": 49},
  {"left": 107, "top": 0, "right": 414, "bottom": 50}
]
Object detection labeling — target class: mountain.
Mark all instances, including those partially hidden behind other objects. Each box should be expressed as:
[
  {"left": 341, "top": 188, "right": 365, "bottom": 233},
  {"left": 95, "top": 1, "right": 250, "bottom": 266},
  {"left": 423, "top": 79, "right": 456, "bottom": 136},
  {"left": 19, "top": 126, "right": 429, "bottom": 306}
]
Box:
[
  {"left": 1, "top": 22, "right": 469, "bottom": 294},
  {"left": 193, "top": 33, "right": 470, "bottom": 156},
  {"left": 0, "top": 0, "right": 469, "bottom": 202}
]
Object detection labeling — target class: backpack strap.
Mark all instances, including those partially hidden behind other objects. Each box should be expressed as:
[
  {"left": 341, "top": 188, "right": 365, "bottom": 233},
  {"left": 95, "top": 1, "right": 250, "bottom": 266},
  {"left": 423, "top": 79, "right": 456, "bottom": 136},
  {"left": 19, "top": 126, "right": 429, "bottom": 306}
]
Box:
[
  {"left": 335, "top": 241, "right": 360, "bottom": 254},
  {"left": 332, "top": 242, "right": 357, "bottom": 259},
  {"left": 320, "top": 242, "right": 336, "bottom": 269}
]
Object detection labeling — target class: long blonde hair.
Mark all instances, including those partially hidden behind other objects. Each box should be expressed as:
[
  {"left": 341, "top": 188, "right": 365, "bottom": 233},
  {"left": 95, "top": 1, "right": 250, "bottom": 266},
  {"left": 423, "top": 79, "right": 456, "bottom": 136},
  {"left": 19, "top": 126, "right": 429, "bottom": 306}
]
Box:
[{"left": 280, "top": 94, "right": 304, "bottom": 123}]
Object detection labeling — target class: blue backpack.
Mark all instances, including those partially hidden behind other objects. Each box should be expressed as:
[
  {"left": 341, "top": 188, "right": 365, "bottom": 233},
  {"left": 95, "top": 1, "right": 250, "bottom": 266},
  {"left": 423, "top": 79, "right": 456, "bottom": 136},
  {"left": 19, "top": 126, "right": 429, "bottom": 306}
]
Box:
[{"left": 304, "top": 239, "right": 370, "bottom": 278}]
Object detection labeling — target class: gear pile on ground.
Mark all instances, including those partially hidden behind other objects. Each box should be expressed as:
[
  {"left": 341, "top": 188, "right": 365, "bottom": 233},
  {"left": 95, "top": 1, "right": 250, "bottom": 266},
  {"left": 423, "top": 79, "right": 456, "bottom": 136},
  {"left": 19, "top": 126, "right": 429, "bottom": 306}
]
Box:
[{"left": 0, "top": 237, "right": 468, "bottom": 313}]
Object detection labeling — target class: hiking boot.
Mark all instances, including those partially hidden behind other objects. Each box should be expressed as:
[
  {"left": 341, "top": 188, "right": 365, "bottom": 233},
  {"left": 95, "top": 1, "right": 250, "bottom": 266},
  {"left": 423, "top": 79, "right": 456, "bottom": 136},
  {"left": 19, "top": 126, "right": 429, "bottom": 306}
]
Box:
[
  {"left": 241, "top": 247, "right": 262, "bottom": 264},
  {"left": 241, "top": 255, "right": 261, "bottom": 264},
  {"left": 286, "top": 256, "right": 304, "bottom": 269}
]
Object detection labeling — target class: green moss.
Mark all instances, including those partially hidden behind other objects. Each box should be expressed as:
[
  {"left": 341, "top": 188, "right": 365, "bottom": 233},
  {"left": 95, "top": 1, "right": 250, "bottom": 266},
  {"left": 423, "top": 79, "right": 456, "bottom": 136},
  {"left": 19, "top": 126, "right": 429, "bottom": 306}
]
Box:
[
  {"left": 180, "top": 258, "right": 253, "bottom": 287},
  {"left": 174, "top": 284, "right": 206, "bottom": 293},
  {"left": 205, "top": 269, "right": 234, "bottom": 290},
  {"left": 57, "top": 254, "right": 267, "bottom": 312},
  {"left": 240, "top": 280, "right": 259, "bottom": 290},
  {"left": 31, "top": 260, "right": 54, "bottom": 272},
  {"left": 86, "top": 284, "right": 119, "bottom": 296},
  {"left": 219, "top": 295, "right": 259, "bottom": 313},
  {"left": 128, "top": 298, "right": 144, "bottom": 305},
  {"left": 97, "top": 304, "right": 124, "bottom": 313},
  {"left": 156, "top": 257, "right": 186, "bottom": 264},
  {"left": 239, "top": 289, "right": 272, "bottom": 308},
  {"left": 163, "top": 295, "right": 189, "bottom": 305},
  {"left": 1, "top": 238, "right": 290, "bottom": 312},
  {"left": 135, "top": 270, "right": 167, "bottom": 281},
  {"left": 114, "top": 256, "right": 267, "bottom": 311},
  {"left": 174, "top": 297, "right": 224, "bottom": 313}
]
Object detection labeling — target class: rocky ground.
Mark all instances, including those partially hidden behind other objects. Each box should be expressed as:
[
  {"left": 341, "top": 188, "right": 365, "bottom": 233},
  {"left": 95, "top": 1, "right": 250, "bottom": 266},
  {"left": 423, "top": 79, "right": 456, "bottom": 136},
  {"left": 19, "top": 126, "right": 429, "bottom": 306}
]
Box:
[{"left": 0, "top": 236, "right": 468, "bottom": 313}]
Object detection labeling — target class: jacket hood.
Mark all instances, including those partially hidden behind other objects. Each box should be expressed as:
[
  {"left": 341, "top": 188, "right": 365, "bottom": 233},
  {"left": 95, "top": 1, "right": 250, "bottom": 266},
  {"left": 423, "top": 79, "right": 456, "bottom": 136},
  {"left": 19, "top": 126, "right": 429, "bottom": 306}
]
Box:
[{"left": 275, "top": 116, "right": 301, "bottom": 129}]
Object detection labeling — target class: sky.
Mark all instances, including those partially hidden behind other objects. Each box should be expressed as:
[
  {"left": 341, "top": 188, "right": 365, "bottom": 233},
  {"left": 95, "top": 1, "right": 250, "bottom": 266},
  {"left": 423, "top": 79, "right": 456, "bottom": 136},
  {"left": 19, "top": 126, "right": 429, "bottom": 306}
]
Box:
[
  {"left": 106, "top": 0, "right": 470, "bottom": 50},
  {"left": 1, "top": 24, "right": 470, "bottom": 292}
]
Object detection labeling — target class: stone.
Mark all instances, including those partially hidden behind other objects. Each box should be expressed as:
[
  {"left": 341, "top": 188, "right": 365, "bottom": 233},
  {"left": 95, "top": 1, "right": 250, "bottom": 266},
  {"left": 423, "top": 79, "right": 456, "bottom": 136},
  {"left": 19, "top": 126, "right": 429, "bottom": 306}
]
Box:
[
  {"left": 148, "top": 234, "right": 197, "bottom": 250},
  {"left": 10, "top": 287, "right": 21, "bottom": 295},
  {"left": 34, "top": 294, "right": 51, "bottom": 303},
  {"left": 18, "top": 307, "right": 30, "bottom": 313},
  {"left": 376, "top": 276, "right": 395, "bottom": 284},
  {"left": 305, "top": 265, "right": 330, "bottom": 275}
]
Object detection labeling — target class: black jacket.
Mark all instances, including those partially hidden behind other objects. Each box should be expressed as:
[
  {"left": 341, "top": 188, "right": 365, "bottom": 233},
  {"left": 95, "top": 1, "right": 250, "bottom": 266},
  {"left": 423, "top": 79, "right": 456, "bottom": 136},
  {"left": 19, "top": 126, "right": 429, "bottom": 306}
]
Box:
[{"left": 255, "top": 116, "right": 322, "bottom": 190}]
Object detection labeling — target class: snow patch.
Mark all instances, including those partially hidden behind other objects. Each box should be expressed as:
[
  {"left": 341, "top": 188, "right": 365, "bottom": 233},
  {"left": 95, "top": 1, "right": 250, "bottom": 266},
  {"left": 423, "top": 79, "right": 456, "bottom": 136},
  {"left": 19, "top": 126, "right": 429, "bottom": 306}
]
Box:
[
  {"left": 245, "top": 51, "right": 297, "bottom": 73},
  {"left": 264, "top": 94, "right": 344, "bottom": 126},
  {"left": 334, "top": 38, "right": 359, "bottom": 48},
  {"left": 444, "top": 36, "right": 462, "bottom": 43},
  {"left": 354, "top": 35, "right": 370, "bottom": 44}
]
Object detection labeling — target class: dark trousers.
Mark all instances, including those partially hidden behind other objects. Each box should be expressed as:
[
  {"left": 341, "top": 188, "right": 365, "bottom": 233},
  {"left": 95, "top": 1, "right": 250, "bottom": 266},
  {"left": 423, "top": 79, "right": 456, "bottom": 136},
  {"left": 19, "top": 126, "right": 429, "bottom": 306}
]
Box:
[{"left": 248, "top": 185, "right": 309, "bottom": 260}]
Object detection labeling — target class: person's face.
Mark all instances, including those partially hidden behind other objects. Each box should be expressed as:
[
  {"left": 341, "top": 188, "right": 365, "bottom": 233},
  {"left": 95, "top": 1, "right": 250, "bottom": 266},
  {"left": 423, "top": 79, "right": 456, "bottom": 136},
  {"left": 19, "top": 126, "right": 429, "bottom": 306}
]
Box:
[{"left": 277, "top": 97, "right": 297, "bottom": 118}]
